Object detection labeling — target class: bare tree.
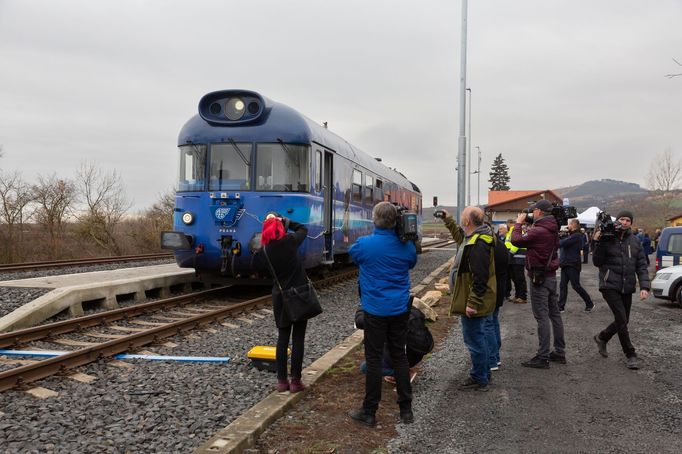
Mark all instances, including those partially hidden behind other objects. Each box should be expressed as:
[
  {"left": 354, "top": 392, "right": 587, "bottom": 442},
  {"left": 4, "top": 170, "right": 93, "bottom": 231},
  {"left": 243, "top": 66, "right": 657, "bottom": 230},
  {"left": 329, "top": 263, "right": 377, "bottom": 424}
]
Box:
[
  {"left": 125, "top": 189, "right": 175, "bottom": 252},
  {"left": 0, "top": 170, "right": 33, "bottom": 262},
  {"left": 665, "top": 58, "right": 682, "bottom": 79},
  {"left": 75, "top": 162, "right": 132, "bottom": 255},
  {"left": 647, "top": 148, "right": 681, "bottom": 192},
  {"left": 32, "top": 174, "right": 77, "bottom": 258}
]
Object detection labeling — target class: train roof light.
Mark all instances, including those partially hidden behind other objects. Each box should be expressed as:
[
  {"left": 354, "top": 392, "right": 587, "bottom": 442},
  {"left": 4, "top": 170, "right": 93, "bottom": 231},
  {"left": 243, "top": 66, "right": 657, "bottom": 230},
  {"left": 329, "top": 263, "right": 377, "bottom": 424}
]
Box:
[
  {"left": 225, "top": 98, "right": 245, "bottom": 120},
  {"left": 199, "top": 90, "right": 265, "bottom": 125}
]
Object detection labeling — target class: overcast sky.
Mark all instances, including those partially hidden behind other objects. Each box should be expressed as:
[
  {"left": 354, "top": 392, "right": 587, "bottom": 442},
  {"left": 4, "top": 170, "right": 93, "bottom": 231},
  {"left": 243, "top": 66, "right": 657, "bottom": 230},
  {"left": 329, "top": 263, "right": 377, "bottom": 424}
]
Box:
[{"left": 1, "top": 0, "right": 681, "bottom": 210}]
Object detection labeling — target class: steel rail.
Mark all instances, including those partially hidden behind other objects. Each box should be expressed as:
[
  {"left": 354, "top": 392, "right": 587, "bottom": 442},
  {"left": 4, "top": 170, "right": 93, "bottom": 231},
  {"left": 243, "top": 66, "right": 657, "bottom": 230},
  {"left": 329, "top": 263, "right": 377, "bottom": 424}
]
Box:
[
  {"left": 0, "top": 268, "right": 358, "bottom": 392},
  {"left": 0, "top": 253, "right": 174, "bottom": 272},
  {"left": 0, "top": 287, "right": 232, "bottom": 348}
]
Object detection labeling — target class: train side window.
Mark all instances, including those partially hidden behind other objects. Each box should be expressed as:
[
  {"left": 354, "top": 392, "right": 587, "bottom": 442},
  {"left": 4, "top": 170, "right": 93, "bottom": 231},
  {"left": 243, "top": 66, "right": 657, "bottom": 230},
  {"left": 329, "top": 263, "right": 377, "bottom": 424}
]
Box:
[
  {"left": 315, "top": 150, "right": 322, "bottom": 192},
  {"left": 352, "top": 169, "right": 362, "bottom": 203},
  {"left": 256, "top": 143, "right": 310, "bottom": 192},
  {"left": 365, "top": 175, "right": 373, "bottom": 204},
  {"left": 178, "top": 144, "right": 207, "bottom": 192},
  {"left": 374, "top": 179, "right": 383, "bottom": 202},
  {"left": 411, "top": 195, "right": 417, "bottom": 212}
]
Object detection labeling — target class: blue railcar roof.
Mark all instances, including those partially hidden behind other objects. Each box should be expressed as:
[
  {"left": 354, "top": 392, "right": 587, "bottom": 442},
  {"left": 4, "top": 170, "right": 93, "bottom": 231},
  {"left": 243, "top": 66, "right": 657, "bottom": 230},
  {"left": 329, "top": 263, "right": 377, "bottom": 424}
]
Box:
[{"left": 178, "top": 92, "right": 418, "bottom": 192}]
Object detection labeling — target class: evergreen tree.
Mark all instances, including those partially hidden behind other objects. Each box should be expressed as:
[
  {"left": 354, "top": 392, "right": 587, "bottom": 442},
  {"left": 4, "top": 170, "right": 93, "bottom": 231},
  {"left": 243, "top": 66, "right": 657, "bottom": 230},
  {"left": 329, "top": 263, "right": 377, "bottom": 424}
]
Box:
[{"left": 488, "top": 153, "right": 510, "bottom": 190}]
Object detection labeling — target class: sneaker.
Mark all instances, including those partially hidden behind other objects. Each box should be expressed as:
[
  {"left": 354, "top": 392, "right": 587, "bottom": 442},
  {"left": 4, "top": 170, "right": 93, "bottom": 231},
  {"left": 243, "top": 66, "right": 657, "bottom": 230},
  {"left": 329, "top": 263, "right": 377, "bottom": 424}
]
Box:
[
  {"left": 383, "top": 375, "right": 396, "bottom": 385},
  {"left": 409, "top": 370, "right": 417, "bottom": 383},
  {"left": 594, "top": 335, "right": 608, "bottom": 358},
  {"left": 585, "top": 303, "right": 595, "bottom": 312},
  {"left": 522, "top": 356, "right": 550, "bottom": 369},
  {"left": 514, "top": 297, "right": 528, "bottom": 304},
  {"left": 626, "top": 356, "right": 639, "bottom": 370},
  {"left": 400, "top": 410, "right": 414, "bottom": 424},
  {"left": 348, "top": 408, "right": 376, "bottom": 427},
  {"left": 458, "top": 377, "right": 488, "bottom": 391},
  {"left": 559, "top": 309, "right": 565, "bottom": 314},
  {"left": 490, "top": 366, "right": 500, "bottom": 371},
  {"left": 549, "top": 351, "right": 567, "bottom": 364},
  {"left": 276, "top": 379, "right": 289, "bottom": 392},
  {"left": 289, "top": 377, "right": 305, "bottom": 393}
]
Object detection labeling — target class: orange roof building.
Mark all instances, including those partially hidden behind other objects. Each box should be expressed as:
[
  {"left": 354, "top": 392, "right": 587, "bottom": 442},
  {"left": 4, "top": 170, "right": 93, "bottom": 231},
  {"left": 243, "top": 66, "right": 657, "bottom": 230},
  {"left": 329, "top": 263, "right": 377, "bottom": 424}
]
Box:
[{"left": 486, "top": 190, "right": 563, "bottom": 224}]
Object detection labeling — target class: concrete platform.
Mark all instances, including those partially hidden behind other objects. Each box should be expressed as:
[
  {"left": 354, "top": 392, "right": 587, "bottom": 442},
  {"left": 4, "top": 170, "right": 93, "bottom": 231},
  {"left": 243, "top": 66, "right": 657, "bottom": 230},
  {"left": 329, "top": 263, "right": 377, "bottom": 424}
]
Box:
[{"left": 0, "top": 264, "right": 197, "bottom": 332}]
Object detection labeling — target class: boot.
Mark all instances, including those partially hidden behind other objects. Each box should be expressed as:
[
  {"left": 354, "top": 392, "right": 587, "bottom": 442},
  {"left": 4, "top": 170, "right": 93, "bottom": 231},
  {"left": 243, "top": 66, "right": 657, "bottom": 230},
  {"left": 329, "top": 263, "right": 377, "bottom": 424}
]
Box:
[
  {"left": 276, "top": 379, "right": 289, "bottom": 392},
  {"left": 289, "top": 377, "right": 305, "bottom": 393}
]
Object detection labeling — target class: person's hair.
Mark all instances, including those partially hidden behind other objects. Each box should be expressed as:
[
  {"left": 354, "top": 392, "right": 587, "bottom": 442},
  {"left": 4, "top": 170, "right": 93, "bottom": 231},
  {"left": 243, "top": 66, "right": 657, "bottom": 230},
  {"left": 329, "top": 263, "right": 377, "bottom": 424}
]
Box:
[
  {"left": 507, "top": 219, "right": 515, "bottom": 225},
  {"left": 261, "top": 217, "right": 286, "bottom": 246},
  {"left": 469, "top": 208, "right": 484, "bottom": 227},
  {"left": 569, "top": 219, "right": 579, "bottom": 228},
  {"left": 373, "top": 201, "right": 397, "bottom": 229}
]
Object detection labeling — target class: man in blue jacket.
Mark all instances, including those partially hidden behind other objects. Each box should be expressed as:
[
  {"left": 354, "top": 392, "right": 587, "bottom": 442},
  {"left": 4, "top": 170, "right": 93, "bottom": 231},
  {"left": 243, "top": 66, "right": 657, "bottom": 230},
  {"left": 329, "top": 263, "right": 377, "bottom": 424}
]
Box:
[
  {"left": 347, "top": 202, "right": 417, "bottom": 427},
  {"left": 558, "top": 219, "right": 594, "bottom": 312}
]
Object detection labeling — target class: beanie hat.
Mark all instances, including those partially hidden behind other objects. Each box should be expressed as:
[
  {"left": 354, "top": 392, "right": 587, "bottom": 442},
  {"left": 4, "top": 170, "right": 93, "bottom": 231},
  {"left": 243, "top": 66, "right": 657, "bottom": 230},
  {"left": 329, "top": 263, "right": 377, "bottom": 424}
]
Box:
[
  {"left": 616, "top": 210, "right": 633, "bottom": 222},
  {"left": 261, "top": 217, "right": 285, "bottom": 246}
]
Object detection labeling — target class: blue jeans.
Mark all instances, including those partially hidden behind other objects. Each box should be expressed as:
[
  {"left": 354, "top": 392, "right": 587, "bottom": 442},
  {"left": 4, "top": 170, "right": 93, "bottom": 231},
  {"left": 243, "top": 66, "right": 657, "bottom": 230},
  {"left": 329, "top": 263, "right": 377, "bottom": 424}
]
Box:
[
  {"left": 485, "top": 307, "right": 501, "bottom": 369},
  {"left": 461, "top": 314, "right": 492, "bottom": 385}
]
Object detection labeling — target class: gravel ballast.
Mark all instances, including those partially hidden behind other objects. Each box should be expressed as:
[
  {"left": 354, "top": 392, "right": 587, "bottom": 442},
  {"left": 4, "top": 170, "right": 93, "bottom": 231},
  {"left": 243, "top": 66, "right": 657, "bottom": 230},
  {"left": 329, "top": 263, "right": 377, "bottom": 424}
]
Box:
[{"left": 0, "top": 250, "right": 452, "bottom": 453}]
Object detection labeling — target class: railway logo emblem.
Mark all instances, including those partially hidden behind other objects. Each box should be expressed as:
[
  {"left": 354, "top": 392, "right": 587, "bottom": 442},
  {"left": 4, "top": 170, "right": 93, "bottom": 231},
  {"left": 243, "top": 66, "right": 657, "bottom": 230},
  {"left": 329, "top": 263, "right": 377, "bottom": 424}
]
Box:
[{"left": 214, "top": 207, "right": 231, "bottom": 220}]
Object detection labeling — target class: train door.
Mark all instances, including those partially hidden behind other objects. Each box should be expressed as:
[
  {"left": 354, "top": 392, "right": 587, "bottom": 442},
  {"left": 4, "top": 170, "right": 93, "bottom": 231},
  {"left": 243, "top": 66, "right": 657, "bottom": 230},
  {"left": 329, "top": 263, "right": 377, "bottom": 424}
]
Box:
[{"left": 322, "top": 151, "right": 334, "bottom": 264}]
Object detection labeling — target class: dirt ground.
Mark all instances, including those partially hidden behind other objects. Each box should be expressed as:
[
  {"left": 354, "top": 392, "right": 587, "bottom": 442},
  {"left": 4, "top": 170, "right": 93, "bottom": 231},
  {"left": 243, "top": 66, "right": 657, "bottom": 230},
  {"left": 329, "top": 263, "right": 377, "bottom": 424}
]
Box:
[
  {"left": 253, "top": 276, "right": 455, "bottom": 454},
  {"left": 254, "top": 262, "right": 682, "bottom": 453}
]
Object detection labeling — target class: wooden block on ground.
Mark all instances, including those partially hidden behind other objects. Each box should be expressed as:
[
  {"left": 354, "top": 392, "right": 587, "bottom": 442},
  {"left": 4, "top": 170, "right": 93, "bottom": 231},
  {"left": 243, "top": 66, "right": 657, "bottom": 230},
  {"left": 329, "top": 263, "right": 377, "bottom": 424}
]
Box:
[
  {"left": 69, "top": 373, "right": 96, "bottom": 383},
  {"left": 26, "top": 387, "right": 58, "bottom": 399}
]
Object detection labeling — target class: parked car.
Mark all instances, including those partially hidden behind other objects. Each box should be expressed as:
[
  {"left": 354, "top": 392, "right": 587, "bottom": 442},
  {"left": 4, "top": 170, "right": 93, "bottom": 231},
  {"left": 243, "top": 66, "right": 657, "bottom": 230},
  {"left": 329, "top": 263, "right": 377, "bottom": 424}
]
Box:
[
  {"left": 655, "top": 226, "right": 682, "bottom": 271},
  {"left": 651, "top": 264, "right": 682, "bottom": 307}
]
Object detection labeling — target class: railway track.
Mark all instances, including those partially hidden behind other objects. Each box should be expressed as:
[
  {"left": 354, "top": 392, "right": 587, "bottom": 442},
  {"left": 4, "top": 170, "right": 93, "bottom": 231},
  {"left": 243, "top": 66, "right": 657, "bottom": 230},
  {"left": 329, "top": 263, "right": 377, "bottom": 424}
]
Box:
[
  {"left": 0, "top": 252, "right": 174, "bottom": 273},
  {"left": 0, "top": 268, "right": 357, "bottom": 392}
]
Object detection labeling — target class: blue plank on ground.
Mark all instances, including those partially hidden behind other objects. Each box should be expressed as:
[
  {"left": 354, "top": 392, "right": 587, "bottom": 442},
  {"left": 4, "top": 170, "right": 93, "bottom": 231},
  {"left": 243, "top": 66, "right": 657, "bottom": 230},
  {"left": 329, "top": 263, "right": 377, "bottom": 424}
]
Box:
[{"left": 0, "top": 349, "right": 230, "bottom": 363}]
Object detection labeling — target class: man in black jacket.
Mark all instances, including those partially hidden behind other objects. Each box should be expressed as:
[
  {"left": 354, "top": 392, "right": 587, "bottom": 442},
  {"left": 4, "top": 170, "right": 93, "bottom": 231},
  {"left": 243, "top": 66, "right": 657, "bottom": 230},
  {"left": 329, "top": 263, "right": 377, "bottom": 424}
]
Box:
[
  {"left": 558, "top": 219, "right": 594, "bottom": 312},
  {"left": 592, "top": 210, "right": 650, "bottom": 370}
]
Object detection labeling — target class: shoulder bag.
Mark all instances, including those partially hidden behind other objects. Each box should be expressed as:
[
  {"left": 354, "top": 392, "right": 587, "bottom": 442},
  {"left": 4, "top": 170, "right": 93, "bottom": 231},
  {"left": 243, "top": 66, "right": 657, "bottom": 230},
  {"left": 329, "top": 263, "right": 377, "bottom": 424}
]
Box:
[
  {"left": 530, "top": 247, "right": 555, "bottom": 286},
  {"left": 263, "top": 247, "right": 323, "bottom": 322}
]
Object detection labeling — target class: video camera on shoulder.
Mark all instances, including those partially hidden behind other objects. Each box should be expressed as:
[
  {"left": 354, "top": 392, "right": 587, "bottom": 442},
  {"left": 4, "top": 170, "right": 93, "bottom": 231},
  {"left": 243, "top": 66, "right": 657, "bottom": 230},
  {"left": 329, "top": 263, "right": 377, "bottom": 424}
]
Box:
[
  {"left": 595, "top": 211, "right": 623, "bottom": 241},
  {"left": 523, "top": 203, "right": 577, "bottom": 228},
  {"left": 393, "top": 203, "right": 419, "bottom": 243}
]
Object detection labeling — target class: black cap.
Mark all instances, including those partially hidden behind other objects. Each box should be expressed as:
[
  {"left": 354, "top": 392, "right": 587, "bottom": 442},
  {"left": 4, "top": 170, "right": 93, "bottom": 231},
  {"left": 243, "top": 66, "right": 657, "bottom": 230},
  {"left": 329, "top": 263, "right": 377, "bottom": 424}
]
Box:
[
  {"left": 616, "top": 210, "right": 634, "bottom": 222},
  {"left": 529, "top": 199, "right": 553, "bottom": 213}
]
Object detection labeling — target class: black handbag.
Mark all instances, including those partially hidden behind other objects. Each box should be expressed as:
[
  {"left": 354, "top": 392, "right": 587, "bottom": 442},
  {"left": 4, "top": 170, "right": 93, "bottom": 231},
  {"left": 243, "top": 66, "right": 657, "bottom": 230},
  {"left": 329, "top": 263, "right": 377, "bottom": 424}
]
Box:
[{"left": 263, "top": 247, "right": 323, "bottom": 322}]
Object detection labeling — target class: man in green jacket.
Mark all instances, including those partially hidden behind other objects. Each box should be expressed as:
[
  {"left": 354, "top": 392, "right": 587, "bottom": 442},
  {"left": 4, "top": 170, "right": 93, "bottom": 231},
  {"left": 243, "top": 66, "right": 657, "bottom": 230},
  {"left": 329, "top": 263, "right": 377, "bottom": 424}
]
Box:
[{"left": 442, "top": 206, "right": 497, "bottom": 391}]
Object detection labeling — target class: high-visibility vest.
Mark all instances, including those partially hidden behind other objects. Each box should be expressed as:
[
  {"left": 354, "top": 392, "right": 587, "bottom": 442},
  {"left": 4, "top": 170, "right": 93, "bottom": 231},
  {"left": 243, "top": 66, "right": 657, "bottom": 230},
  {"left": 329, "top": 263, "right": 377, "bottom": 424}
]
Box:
[{"left": 505, "top": 226, "right": 526, "bottom": 258}]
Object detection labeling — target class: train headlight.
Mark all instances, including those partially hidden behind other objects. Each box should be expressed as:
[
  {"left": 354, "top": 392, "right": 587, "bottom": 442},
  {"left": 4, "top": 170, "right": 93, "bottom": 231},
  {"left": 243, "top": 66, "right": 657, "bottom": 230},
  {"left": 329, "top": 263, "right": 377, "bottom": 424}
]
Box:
[
  {"left": 182, "top": 212, "right": 195, "bottom": 225},
  {"left": 225, "top": 98, "right": 246, "bottom": 120}
]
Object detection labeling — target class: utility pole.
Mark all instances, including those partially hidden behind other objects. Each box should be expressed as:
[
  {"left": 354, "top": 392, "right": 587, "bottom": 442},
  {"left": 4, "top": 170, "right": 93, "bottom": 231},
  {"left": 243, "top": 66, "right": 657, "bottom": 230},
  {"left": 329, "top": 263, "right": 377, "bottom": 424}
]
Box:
[
  {"left": 476, "top": 146, "right": 482, "bottom": 205},
  {"left": 456, "top": 0, "right": 468, "bottom": 221},
  {"left": 466, "top": 87, "right": 472, "bottom": 206}
]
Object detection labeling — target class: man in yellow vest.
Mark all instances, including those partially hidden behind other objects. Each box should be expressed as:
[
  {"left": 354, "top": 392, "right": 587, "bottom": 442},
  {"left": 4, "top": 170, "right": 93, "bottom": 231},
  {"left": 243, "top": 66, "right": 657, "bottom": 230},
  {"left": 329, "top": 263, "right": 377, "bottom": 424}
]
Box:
[{"left": 505, "top": 219, "right": 528, "bottom": 304}]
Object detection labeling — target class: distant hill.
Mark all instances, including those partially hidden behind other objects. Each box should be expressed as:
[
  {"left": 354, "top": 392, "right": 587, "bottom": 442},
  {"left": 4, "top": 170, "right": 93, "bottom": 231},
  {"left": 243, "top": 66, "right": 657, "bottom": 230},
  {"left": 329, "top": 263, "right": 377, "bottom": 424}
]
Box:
[{"left": 554, "top": 179, "right": 648, "bottom": 211}]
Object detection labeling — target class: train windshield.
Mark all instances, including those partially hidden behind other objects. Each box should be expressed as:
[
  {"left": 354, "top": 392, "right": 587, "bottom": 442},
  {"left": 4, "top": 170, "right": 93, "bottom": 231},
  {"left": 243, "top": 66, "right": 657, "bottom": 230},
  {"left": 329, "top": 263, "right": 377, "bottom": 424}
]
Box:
[
  {"left": 178, "top": 144, "right": 207, "bottom": 191},
  {"left": 256, "top": 143, "right": 309, "bottom": 192},
  {"left": 209, "top": 142, "right": 251, "bottom": 191}
]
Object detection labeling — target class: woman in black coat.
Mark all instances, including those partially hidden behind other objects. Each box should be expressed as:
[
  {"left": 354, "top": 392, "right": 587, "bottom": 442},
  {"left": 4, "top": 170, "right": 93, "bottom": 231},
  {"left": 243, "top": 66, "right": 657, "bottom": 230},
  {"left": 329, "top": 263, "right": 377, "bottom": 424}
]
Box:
[{"left": 261, "top": 214, "right": 309, "bottom": 392}]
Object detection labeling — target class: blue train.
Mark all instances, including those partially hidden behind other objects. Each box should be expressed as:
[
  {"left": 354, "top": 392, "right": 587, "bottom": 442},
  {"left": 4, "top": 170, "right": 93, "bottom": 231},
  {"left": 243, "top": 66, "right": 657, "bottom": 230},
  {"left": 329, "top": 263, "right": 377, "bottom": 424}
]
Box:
[{"left": 161, "top": 89, "right": 423, "bottom": 283}]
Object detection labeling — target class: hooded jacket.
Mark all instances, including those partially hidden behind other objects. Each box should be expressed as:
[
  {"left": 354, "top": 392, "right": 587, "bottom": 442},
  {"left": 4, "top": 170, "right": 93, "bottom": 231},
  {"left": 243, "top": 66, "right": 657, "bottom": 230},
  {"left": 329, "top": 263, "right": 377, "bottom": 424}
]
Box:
[
  {"left": 510, "top": 216, "right": 560, "bottom": 277},
  {"left": 444, "top": 217, "right": 497, "bottom": 317},
  {"left": 592, "top": 229, "right": 650, "bottom": 293}
]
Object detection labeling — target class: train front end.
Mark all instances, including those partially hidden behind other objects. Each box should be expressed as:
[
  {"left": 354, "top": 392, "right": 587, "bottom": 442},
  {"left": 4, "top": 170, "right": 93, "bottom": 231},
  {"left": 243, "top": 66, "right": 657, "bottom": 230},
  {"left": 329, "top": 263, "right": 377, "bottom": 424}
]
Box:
[{"left": 161, "top": 90, "right": 319, "bottom": 283}]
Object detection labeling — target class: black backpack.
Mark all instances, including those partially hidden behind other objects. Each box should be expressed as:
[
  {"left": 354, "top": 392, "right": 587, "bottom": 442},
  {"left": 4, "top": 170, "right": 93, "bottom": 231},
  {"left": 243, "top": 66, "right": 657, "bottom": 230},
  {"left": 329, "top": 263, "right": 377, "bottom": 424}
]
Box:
[{"left": 406, "top": 308, "right": 434, "bottom": 355}]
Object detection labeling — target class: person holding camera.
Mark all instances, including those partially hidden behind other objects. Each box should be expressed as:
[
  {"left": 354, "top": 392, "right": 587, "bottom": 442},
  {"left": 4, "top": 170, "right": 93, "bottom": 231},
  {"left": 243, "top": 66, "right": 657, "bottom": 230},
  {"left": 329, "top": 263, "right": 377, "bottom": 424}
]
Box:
[
  {"left": 347, "top": 201, "right": 417, "bottom": 427},
  {"left": 511, "top": 199, "right": 566, "bottom": 369},
  {"left": 441, "top": 207, "right": 497, "bottom": 391},
  {"left": 261, "top": 214, "right": 310, "bottom": 393},
  {"left": 592, "top": 210, "right": 650, "bottom": 370},
  {"left": 558, "top": 219, "right": 594, "bottom": 312},
  {"left": 505, "top": 219, "right": 528, "bottom": 304}
]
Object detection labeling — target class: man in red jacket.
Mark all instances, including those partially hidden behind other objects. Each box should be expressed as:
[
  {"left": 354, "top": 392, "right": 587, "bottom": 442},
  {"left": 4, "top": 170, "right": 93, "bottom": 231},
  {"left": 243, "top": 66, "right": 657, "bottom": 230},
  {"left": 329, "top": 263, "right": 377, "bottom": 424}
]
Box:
[{"left": 511, "top": 199, "right": 566, "bottom": 369}]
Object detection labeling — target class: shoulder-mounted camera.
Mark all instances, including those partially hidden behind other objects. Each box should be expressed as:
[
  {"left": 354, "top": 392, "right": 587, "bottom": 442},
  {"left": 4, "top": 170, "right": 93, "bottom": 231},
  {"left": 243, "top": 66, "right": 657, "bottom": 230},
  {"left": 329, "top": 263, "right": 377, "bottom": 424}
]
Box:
[
  {"left": 393, "top": 203, "right": 419, "bottom": 243},
  {"left": 524, "top": 203, "right": 577, "bottom": 228},
  {"left": 595, "top": 211, "right": 623, "bottom": 241}
]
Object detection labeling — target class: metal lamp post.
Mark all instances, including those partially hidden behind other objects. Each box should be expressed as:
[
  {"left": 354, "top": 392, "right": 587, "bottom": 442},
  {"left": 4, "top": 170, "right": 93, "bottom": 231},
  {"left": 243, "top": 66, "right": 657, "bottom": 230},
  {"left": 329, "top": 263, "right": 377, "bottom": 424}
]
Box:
[
  {"left": 475, "top": 146, "right": 481, "bottom": 205},
  {"left": 466, "top": 87, "right": 472, "bottom": 206},
  {"left": 456, "top": 0, "right": 468, "bottom": 221}
]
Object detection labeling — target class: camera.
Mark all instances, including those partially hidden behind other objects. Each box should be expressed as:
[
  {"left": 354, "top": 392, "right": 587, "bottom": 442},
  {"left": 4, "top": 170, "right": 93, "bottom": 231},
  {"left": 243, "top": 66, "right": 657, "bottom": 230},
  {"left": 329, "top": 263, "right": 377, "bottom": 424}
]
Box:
[
  {"left": 595, "top": 211, "right": 623, "bottom": 241},
  {"left": 393, "top": 204, "right": 419, "bottom": 243},
  {"left": 523, "top": 203, "right": 577, "bottom": 227},
  {"left": 433, "top": 210, "right": 447, "bottom": 219}
]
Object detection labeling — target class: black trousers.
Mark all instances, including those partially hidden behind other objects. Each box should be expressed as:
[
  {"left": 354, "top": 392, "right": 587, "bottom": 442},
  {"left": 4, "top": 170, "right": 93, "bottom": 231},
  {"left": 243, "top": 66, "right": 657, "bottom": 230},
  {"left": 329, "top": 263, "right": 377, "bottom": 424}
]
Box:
[
  {"left": 558, "top": 265, "right": 593, "bottom": 309},
  {"left": 363, "top": 311, "right": 412, "bottom": 415},
  {"left": 510, "top": 263, "right": 527, "bottom": 300},
  {"left": 276, "top": 319, "right": 308, "bottom": 380},
  {"left": 582, "top": 246, "right": 590, "bottom": 263},
  {"left": 598, "top": 290, "right": 636, "bottom": 358}
]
